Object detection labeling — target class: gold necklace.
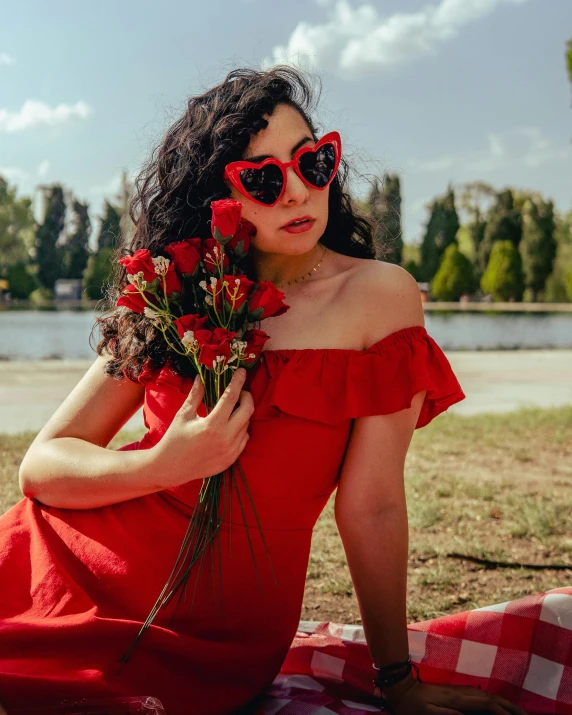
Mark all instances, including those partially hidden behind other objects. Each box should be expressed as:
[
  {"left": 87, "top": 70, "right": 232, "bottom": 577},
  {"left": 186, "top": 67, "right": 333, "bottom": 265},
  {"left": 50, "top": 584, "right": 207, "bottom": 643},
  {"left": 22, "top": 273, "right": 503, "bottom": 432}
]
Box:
[{"left": 275, "top": 245, "right": 328, "bottom": 289}]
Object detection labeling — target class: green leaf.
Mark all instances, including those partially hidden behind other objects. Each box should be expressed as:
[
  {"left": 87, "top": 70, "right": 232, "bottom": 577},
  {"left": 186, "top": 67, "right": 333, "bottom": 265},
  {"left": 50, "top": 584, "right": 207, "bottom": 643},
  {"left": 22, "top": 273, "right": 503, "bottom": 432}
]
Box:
[
  {"left": 248, "top": 306, "right": 264, "bottom": 321},
  {"left": 213, "top": 226, "right": 232, "bottom": 246}
]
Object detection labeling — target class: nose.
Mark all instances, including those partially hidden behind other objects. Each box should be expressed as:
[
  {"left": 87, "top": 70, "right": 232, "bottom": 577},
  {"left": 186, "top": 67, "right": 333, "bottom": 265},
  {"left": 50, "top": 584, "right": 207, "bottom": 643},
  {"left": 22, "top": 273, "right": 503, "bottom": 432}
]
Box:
[{"left": 282, "top": 164, "right": 309, "bottom": 204}]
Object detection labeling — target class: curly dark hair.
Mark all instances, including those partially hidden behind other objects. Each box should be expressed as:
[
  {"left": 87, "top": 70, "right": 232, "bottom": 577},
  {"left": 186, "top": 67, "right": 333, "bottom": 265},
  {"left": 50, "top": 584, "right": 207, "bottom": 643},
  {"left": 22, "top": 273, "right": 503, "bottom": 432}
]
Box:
[{"left": 91, "top": 64, "right": 378, "bottom": 382}]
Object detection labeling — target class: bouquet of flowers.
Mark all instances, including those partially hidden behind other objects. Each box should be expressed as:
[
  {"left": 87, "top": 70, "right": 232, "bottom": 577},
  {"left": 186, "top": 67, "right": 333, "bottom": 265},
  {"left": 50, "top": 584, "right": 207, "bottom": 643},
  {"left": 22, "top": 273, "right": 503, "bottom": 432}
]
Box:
[{"left": 114, "top": 199, "right": 290, "bottom": 667}]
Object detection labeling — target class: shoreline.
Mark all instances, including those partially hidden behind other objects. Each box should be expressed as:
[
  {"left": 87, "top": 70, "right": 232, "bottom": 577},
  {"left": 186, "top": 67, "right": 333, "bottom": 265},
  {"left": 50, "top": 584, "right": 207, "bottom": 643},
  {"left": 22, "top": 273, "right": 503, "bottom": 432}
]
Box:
[{"left": 0, "top": 350, "right": 571, "bottom": 434}]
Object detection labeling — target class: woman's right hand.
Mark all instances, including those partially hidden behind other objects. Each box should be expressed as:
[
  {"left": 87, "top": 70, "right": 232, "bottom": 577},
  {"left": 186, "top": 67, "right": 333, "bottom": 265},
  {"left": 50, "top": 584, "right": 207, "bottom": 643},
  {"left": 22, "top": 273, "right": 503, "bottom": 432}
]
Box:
[{"left": 150, "top": 367, "right": 255, "bottom": 486}]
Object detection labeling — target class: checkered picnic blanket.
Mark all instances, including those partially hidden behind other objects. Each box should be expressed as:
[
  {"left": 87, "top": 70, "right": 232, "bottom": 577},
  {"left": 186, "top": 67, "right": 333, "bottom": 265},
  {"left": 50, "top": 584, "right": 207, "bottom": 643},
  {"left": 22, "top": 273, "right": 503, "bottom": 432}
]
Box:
[{"left": 255, "top": 586, "right": 572, "bottom": 714}]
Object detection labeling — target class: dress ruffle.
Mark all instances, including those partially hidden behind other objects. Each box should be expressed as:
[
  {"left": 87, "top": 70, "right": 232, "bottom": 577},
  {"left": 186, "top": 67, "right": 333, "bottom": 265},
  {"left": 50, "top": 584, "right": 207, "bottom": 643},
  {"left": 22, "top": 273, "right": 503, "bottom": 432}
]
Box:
[
  {"left": 249, "top": 325, "right": 465, "bottom": 428},
  {"left": 125, "top": 325, "right": 466, "bottom": 430}
]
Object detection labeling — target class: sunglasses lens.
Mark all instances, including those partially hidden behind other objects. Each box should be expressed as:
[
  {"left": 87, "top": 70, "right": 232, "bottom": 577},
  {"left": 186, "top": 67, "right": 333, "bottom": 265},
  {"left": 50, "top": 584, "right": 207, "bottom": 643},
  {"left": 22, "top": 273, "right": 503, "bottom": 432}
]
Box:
[
  {"left": 238, "top": 164, "right": 283, "bottom": 205},
  {"left": 298, "top": 142, "right": 337, "bottom": 188}
]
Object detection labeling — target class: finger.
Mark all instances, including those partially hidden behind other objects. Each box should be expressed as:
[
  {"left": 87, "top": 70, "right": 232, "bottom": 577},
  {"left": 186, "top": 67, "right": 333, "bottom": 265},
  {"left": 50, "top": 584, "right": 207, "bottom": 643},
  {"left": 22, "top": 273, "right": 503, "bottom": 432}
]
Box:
[
  {"left": 238, "top": 431, "right": 249, "bottom": 454},
  {"left": 228, "top": 390, "right": 255, "bottom": 433},
  {"left": 179, "top": 376, "right": 205, "bottom": 419},
  {"left": 488, "top": 693, "right": 529, "bottom": 715},
  {"left": 209, "top": 368, "right": 247, "bottom": 423}
]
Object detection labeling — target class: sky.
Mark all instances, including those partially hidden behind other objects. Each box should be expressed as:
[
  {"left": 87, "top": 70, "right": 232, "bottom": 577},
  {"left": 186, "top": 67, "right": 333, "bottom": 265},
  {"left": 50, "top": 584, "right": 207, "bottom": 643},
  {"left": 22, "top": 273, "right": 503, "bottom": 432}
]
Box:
[{"left": 1, "top": 0, "right": 571, "bottom": 248}]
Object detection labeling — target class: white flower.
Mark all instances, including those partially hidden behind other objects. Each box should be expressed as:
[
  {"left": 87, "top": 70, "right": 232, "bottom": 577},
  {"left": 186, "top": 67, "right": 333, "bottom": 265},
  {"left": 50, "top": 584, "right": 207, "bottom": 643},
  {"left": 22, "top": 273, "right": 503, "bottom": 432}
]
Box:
[
  {"left": 143, "top": 307, "right": 161, "bottom": 323},
  {"left": 234, "top": 278, "right": 241, "bottom": 286},
  {"left": 181, "top": 330, "right": 197, "bottom": 349},
  {"left": 205, "top": 295, "right": 214, "bottom": 306},
  {"left": 152, "top": 256, "right": 170, "bottom": 276},
  {"left": 199, "top": 280, "right": 208, "bottom": 291},
  {"left": 209, "top": 276, "right": 218, "bottom": 287},
  {"left": 248, "top": 353, "right": 256, "bottom": 359},
  {"left": 127, "top": 270, "right": 145, "bottom": 286}
]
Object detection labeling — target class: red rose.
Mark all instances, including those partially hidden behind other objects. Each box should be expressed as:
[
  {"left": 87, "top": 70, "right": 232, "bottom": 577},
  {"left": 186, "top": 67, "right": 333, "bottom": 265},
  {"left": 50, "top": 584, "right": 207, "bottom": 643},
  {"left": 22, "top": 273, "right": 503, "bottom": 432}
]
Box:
[
  {"left": 118, "top": 249, "right": 157, "bottom": 283},
  {"left": 161, "top": 266, "right": 182, "bottom": 297},
  {"left": 164, "top": 238, "right": 202, "bottom": 276},
  {"left": 248, "top": 281, "right": 290, "bottom": 320},
  {"left": 194, "top": 327, "right": 237, "bottom": 369},
  {"left": 226, "top": 219, "right": 255, "bottom": 256},
  {"left": 116, "top": 284, "right": 155, "bottom": 313},
  {"left": 201, "top": 238, "right": 230, "bottom": 274},
  {"left": 173, "top": 313, "right": 209, "bottom": 339},
  {"left": 242, "top": 328, "right": 270, "bottom": 365},
  {"left": 211, "top": 199, "right": 242, "bottom": 241},
  {"left": 207, "top": 274, "right": 255, "bottom": 313}
]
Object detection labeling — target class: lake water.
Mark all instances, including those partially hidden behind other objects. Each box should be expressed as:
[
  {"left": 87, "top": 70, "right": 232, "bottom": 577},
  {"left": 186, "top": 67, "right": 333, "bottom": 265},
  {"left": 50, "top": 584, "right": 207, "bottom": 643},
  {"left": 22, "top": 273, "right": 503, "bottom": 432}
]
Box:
[{"left": 0, "top": 309, "right": 571, "bottom": 361}]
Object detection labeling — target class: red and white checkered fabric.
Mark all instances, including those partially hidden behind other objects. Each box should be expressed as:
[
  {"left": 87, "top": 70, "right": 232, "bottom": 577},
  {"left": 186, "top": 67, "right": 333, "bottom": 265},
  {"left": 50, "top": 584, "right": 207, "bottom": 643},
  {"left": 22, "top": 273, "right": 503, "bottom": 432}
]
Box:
[{"left": 255, "top": 586, "right": 572, "bottom": 714}]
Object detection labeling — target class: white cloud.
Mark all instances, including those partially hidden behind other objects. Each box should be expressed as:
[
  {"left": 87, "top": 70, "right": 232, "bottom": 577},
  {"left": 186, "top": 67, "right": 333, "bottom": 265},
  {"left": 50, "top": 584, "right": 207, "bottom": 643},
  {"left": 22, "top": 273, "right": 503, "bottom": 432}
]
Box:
[
  {"left": 0, "top": 53, "right": 15, "bottom": 67},
  {"left": 0, "top": 99, "right": 92, "bottom": 133},
  {"left": 36, "top": 160, "right": 50, "bottom": 177},
  {"left": 407, "top": 126, "right": 571, "bottom": 174},
  {"left": 263, "top": 0, "right": 532, "bottom": 78}
]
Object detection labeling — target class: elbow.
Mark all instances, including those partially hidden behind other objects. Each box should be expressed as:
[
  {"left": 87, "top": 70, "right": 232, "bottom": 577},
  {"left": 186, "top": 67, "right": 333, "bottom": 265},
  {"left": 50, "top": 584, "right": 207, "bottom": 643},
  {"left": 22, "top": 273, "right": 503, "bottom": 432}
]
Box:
[{"left": 18, "top": 450, "right": 44, "bottom": 501}]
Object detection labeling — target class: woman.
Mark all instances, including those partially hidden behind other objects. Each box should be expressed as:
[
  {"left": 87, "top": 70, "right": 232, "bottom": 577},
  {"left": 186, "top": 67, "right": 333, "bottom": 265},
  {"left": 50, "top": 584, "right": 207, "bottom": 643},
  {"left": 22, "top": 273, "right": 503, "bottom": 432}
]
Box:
[{"left": 0, "top": 66, "right": 529, "bottom": 715}]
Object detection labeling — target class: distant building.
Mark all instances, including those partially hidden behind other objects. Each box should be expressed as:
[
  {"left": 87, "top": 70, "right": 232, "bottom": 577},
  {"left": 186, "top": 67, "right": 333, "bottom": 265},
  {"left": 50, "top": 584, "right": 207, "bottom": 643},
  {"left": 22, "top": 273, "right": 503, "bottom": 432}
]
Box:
[
  {"left": 55, "top": 279, "right": 83, "bottom": 301},
  {"left": 417, "top": 282, "right": 430, "bottom": 302}
]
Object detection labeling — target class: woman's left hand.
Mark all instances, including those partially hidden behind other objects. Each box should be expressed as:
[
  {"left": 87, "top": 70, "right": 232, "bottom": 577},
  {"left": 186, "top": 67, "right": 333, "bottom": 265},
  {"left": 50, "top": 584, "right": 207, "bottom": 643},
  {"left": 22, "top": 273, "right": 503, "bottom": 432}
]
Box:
[{"left": 378, "top": 680, "right": 530, "bottom": 715}]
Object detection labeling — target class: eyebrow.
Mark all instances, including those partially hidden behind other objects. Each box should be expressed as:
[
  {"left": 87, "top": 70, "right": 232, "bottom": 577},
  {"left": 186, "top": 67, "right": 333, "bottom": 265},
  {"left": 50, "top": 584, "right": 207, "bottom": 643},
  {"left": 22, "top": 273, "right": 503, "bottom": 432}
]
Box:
[{"left": 244, "top": 135, "right": 314, "bottom": 163}]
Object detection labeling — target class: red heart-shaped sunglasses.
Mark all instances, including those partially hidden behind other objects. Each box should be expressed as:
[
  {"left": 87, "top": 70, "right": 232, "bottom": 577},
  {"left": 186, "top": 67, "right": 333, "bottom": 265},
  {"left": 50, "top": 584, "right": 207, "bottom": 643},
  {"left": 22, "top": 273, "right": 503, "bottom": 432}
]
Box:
[{"left": 223, "top": 131, "right": 342, "bottom": 207}]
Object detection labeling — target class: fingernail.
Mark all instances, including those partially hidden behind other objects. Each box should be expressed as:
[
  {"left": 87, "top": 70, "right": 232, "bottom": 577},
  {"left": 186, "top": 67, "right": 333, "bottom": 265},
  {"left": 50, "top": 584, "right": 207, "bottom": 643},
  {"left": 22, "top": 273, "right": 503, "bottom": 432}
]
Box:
[{"left": 237, "top": 368, "right": 246, "bottom": 377}]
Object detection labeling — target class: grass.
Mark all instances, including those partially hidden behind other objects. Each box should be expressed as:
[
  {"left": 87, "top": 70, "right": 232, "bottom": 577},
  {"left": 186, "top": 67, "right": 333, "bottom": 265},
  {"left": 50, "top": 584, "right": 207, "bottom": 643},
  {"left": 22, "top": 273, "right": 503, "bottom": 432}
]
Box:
[{"left": 2, "top": 405, "right": 571, "bottom": 626}]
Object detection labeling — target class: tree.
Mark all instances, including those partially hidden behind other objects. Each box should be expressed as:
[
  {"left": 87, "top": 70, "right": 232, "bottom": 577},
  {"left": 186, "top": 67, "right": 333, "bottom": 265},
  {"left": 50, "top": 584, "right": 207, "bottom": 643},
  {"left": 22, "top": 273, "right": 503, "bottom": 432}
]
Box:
[
  {"left": 35, "top": 185, "right": 66, "bottom": 293},
  {"left": 366, "top": 173, "right": 403, "bottom": 264},
  {"left": 83, "top": 247, "right": 116, "bottom": 301},
  {"left": 431, "top": 243, "right": 478, "bottom": 301},
  {"left": 519, "top": 198, "right": 557, "bottom": 301},
  {"left": 458, "top": 181, "right": 495, "bottom": 274},
  {"left": 116, "top": 169, "right": 136, "bottom": 245},
  {"left": 62, "top": 199, "right": 91, "bottom": 279},
  {"left": 6, "top": 261, "right": 37, "bottom": 299},
  {"left": 96, "top": 200, "right": 122, "bottom": 250},
  {"left": 0, "top": 176, "right": 35, "bottom": 275},
  {"left": 481, "top": 240, "right": 525, "bottom": 302},
  {"left": 545, "top": 210, "right": 572, "bottom": 302},
  {"left": 419, "top": 185, "right": 459, "bottom": 282},
  {"left": 477, "top": 189, "right": 522, "bottom": 273}
]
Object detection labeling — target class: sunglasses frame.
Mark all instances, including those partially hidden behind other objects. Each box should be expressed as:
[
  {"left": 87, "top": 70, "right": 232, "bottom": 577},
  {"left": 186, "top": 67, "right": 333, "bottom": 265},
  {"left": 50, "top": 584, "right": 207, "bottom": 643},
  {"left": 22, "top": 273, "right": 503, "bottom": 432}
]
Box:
[{"left": 223, "top": 130, "right": 342, "bottom": 207}]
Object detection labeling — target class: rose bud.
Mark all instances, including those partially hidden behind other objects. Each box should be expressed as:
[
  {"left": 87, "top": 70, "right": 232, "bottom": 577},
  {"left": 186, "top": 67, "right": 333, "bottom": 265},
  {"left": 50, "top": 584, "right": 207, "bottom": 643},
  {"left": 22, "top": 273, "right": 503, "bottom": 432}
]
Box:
[
  {"left": 210, "top": 199, "right": 243, "bottom": 244},
  {"left": 173, "top": 313, "right": 210, "bottom": 339},
  {"left": 164, "top": 238, "right": 202, "bottom": 277},
  {"left": 194, "top": 327, "right": 237, "bottom": 369},
  {"left": 242, "top": 328, "right": 270, "bottom": 366},
  {"left": 201, "top": 238, "right": 230, "bottom": 274},
  {"left": 117, "top": 284, "right": 155, "bottom": 314},
  {"left": 248, "top": 281, "right": 290, "bottom": 320},
  {"left": 118, "top": 249, "right": 157, "bottom": 283},
  {"left": 207, "top": 274, "right": 256, "bottom": 313},
  {"left": 226, "top": 219, "right": 255, "bottom": 257}
]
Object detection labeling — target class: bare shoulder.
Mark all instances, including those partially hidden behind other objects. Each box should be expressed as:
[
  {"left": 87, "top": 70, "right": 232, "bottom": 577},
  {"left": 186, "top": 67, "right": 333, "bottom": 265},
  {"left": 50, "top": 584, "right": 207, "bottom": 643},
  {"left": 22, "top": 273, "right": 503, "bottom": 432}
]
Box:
[{"left": 335, "top": 255, "right": 425, "bottom": 348}]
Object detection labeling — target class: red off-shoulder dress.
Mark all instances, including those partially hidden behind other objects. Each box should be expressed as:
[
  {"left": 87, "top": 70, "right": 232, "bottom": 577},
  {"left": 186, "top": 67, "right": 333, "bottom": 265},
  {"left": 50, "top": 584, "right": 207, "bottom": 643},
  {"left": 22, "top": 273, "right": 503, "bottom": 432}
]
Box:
[{"left": 0, "top": 326, "right": 467, "bottom": 714}]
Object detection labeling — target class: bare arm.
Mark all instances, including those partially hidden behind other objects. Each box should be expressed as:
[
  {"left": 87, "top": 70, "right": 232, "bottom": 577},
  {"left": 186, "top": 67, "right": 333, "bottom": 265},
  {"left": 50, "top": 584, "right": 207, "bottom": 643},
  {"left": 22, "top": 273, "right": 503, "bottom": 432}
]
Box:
[
  {"left": 335, "top": 261, "right": 425, "bottom": 692},
  {"left": 334, "top": 390, "right": 425, "bottom": 689},
  {"left": 19, "top": 355, "right": 253, "bottom": 509}
]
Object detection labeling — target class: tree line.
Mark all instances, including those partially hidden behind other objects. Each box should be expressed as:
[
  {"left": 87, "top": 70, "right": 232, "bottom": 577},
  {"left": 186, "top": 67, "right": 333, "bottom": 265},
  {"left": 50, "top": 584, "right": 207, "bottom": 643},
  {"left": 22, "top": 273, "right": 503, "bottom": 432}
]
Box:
[
  {"left": 1, "top": 170, "right": 571, "bottom": 305},
  {"left": 356, "top": 178, "right": 572, "bottom": 302},
  {"left": 0, "top": 171, "right": 133, "bottom": 303}
]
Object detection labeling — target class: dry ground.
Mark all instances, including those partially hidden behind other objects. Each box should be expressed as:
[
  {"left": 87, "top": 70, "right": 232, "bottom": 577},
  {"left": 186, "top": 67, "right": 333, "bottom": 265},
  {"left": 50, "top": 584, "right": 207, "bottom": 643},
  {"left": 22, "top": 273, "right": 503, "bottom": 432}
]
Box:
[{"left": 1, "top": 405, "right": 570, "bottom": 625}]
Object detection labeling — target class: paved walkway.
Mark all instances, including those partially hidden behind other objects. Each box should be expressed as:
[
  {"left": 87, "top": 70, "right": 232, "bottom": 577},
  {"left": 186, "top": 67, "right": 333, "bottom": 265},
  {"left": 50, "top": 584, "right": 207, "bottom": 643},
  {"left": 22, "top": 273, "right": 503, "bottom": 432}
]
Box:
[{"left": 0, "top": 350, "right": 571, "bottom": 435}]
